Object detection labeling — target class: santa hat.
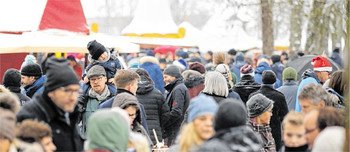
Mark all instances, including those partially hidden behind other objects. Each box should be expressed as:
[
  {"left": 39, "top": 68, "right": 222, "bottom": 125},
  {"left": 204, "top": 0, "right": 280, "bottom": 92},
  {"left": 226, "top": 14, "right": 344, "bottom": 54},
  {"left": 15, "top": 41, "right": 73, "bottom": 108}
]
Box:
[{"left": 312, "top": 56, "right": 332, "bottom": 72}]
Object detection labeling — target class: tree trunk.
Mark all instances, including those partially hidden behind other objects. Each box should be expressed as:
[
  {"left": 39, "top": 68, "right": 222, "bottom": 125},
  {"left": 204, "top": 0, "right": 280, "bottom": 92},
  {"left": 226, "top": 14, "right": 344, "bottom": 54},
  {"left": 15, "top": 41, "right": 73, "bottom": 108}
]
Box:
[
  {"left": 344, "top": 1, "right": 349, "bottom": 151},
  {"left": 289, "top": 0, "right": 304, "bottom": 53},
  {"left": 304, "top": 0, "right": 326, "bottom": 55},
  {"left": 261, "top": 0, "right": 274, "bottom": 56},
  {"left": 319, "top": 4, "right": 331, "bottom": 55}
]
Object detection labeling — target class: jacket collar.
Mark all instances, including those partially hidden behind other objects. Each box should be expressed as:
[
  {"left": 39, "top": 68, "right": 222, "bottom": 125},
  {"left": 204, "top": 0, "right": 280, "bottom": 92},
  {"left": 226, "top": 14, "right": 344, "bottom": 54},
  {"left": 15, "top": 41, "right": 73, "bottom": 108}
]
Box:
[
  {"left": 116, "top": 89, "right": 134, "bottom": 95},
  {"left": 164, "top": 78, "right": 183, "bottom": 92},
  {"left": 282, "top": 80, "right": 297, "bottom": 86}
]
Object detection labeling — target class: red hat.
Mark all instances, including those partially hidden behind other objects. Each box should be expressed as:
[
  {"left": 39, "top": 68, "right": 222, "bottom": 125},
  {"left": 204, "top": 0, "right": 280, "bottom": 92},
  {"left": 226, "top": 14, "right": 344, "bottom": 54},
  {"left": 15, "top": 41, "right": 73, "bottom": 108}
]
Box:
[{"left": 312, "top": 56, "right": 332, "bottom": 72}]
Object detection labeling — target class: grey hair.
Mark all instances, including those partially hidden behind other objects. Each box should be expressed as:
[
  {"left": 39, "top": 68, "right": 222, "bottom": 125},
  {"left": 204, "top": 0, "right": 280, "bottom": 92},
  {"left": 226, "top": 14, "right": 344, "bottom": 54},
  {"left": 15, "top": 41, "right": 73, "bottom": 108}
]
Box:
[
  {"left": 298, "top": 83, "right": 330, "bottom": 105},
  {"left": 203, "top": 71, "right": 228, "bottom": 97}
]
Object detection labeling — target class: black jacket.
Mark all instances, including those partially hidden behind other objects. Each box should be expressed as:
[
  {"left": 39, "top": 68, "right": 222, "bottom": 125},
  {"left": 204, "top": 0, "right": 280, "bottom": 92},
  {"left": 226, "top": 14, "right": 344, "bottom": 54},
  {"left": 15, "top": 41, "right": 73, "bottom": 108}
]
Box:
[
  {"left": 163, "top": 78, "right": 190, "bottom": 136},
  {"left": 7, "top": 86, "right": 30, "bottom": 106},
  {"left": 16, "top": 93, "right": 84, "bottom": 152},
  {"left": 233, "top": 75, "right": 261, "bottom": 104},
  {"left": 202, "top": 92, "right": 227, "bottom": 104},
  {"left": 249, "top": 84, "right": 289, "bottom": 151},
  {"left": 196, "top": 126, "right": 262, "bottom": 152},
  {"left": 136, "top": 78, "right": 169, "bottom": 144}
]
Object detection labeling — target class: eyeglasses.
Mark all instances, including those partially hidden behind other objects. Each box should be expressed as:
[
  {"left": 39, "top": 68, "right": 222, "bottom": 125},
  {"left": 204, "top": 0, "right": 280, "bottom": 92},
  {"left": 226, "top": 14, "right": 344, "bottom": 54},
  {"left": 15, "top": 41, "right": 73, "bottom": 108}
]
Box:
[
  {"left": 305, "top": 127, "right": 317, "bottom": 134},
  {"left": 59, "top": 87, "right": 80, "bottom": 95},
  {"left": 89, "top": 76, "right": 104, "bottom": 83}
]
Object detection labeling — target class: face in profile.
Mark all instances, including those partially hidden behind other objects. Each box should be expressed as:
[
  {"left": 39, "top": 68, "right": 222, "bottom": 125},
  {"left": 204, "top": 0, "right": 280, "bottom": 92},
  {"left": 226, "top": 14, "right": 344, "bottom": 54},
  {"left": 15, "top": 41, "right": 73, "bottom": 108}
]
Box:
[
  {"left": 163, "top": 74, "right": 176, "bottom": 85},
  {"left": 98, "top": 52, "right": 108, "bottom": 61},
  {"left": 258, "top": 107, "right": 273, "bottom": 125}
]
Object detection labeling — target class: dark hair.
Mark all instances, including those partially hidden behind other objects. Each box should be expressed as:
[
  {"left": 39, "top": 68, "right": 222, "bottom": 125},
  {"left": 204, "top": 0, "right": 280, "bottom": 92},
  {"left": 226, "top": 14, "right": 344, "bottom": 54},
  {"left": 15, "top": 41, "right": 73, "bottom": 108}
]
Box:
[
  {"left": 328, "top": 71, "right": 345, "bottom": 96},
  {"left": 135, "top": 68, "right": 154, "bottom": 85},
  {"left": 207, "top": 51, "right": 213, "bottom": 56},
  {"left": 317, "top": 107, "right": 344, "bottom": 131},
  {"left": 228, "top": 49, "right": 237, "bottom": 55}
]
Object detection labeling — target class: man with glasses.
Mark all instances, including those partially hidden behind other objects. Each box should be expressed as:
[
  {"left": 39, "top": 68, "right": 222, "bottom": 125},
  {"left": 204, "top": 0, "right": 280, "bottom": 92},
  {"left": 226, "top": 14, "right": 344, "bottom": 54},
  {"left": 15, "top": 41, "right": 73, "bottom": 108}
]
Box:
[
  {"left": 16, "top": 57, "right": 84, "bottom": 151},
  {"left": 78, "top": 65, "right": 117, "bottom": 134},
  {"left": 295, "top": 56, "right": 332, "bottom": 112}
]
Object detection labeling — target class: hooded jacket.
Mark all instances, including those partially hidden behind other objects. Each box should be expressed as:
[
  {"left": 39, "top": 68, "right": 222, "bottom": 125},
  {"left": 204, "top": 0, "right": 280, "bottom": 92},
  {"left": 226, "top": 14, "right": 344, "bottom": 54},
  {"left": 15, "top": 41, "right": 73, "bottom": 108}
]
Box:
[
  {"left": 249, "top": 84, "right": 288, "bottom": 151},
  {"left": 22, "top": 75, "right": 46, "bottom": 98},
  {"left": 16, "top": 93, "right": 84, "bottom": 151},
  {"left": 183, "top": 75, "right": 205, "bottom": 100},
  {"left": 86, "top": 109, "right": 129, "bottom": 152},
  {"left": 136, "top": 75, "right": 169, "bottom": 144},
  {"left": 139, "top": 57, "right": 165, "bottom": 94},
  {"left": 254, "top": 62, "right": 282, "bottom": 89},
  {"left": 232, "top": 53, "right": 245, "bottom": 82},
  {"left": 234, "top": 75, "right": 261, "bottom": 104},
  {"left": 271, "top": 61, "right": 284, "bottom": 83},
  {"left": 112, "top": 93, "right": 152, "bottom": 145},
  {"left": 295, "top": 70, "right": 320, "bottom": 112}
]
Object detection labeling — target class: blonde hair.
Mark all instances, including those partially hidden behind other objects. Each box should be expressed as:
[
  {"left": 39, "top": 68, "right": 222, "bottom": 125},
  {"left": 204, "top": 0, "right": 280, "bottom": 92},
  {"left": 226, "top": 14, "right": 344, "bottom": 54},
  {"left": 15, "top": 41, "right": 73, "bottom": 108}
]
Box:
[
  {"left": 179, "top": 123, "right": 202, "bottom": 152},
  {"left": 128, "top": 132, "right": 150, "bottom": 152},
  {"left": 213, "top": 52, "right": 226, "bottom": 66},
  {"left": 282, "top": 111, "right": 304, "bottom": 129}
]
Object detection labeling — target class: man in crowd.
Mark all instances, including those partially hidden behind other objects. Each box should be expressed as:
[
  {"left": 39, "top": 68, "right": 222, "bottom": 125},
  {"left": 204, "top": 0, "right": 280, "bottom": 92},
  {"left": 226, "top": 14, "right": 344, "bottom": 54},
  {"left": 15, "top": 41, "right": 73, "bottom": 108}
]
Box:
[
  {"left": 298, "top": 83, "right": 327, "bottom": 114},
  {"left": 20, "top": 63, "right": 46, "bottom": 98},
  {"left": 162, "top": 65, "right": 190, "bottom": 146},
  {"left": 295, "top": 56, "right": 332, "bottom": 111},
  {"left": 16, "top": 57, "right": 83, "bottom": 151}
]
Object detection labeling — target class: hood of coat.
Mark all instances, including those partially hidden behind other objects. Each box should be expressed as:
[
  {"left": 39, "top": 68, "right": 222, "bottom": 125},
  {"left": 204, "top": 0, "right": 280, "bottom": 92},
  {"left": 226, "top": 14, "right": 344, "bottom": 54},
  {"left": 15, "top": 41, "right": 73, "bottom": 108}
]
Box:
[
  {"left": 301, "top": 69, "right": 320, "bottom": 83},
  {"left": 255, "top": 62, "right": 271, "bottom": 74},
  {"left": 136, "top": 75, "right": 154, "bottom": 95},
  {"left": 183, "top": 75, "right": 204, "bottom": 89},
  {"left": 112, "top": 93, "right": 142, "bottom": 124}
]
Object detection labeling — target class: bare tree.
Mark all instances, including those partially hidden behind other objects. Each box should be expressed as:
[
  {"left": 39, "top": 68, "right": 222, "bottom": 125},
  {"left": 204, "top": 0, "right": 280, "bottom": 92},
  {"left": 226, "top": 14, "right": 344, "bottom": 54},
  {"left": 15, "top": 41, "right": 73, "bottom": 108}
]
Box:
[
  {"left": 289, "top": 0, "right": 304, "bottom": 52},
  {"left": 261, "top": 0, "right": 274, "bottom": 56}
]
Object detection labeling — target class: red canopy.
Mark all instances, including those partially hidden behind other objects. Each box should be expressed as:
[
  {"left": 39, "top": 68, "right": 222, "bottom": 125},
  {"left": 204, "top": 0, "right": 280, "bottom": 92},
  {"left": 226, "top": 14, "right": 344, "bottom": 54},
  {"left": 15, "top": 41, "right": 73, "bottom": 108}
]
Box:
[
  {"left": 39, "top": 0, "right": 89, "bottom": 34},
  {"left": 153, "top": 45, "right": 179, "bottom": 58}
]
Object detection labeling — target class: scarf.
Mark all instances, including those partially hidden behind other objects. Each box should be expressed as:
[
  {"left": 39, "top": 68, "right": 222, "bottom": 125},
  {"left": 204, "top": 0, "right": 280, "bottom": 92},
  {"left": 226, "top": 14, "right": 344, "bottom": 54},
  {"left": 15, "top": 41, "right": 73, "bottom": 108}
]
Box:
[{"left": 89, "top": 86, "right": 111, "bottom": 101}]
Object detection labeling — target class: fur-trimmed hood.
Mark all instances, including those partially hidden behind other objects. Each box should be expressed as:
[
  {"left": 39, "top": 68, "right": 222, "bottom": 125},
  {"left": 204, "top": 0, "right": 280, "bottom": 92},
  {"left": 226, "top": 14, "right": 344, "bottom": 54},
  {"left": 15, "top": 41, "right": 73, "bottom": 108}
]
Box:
[
  {"left": 88, "top": 48, "right": 118, "bottom": 64},
  {"left": 183, "top": 75, "right": 204, "bottom": 89},
  {"left": 139, "top": 56, "right": 159, "bottom": 65}
]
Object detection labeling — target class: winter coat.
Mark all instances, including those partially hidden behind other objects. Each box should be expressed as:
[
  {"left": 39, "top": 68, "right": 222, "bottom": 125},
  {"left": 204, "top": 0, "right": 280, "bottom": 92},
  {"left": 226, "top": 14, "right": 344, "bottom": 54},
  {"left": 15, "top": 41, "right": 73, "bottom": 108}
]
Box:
[
  {"left": 16, "top": 93, "right": 84, "bottom": 152},
  {"left": 227, "top": 90, "right": 242, "bottom": 102},
  {"left": 139, "top": 57, "right": 165, "bottom": 94},
  {"left": 247, "top": 119, "right": 276, "bottom": 152},
  {"left": 197, "top": 125, "right": 262, "bottom": 152},
  {"left": 98, "top": 89, "right": 150, "bottom": 134},
  {"left": 271, "top": 62, "right": 284, "bottom": 83},
  {"left": 295, "top": 70, "right": 320, "bottom": 112},
  {"left": 136, "top": 77, "right": 170, "bottom": 144},
  {"left": 233, "top": 61, "right": 245, "bottom": 82},
  {"left": 83, "top": 49, "right": 121, "bottom": 80},
  {"left": 78, "top": 85, "right": 117, "bottom": 134},
  {"left": 330, "top": 52, "right": 343, "bottom": 68},
  {"left": 202, "top": 92, "right": 226, "bottom": 104},
  {"left": 254, "top": 62, "right": 282, "bottom": 89},
  {"left": 277, "top": 80, "right": 298, "bottom": 111},
  {"left": 183, "top": 75, "right": 205, "bottom": 100},
  {"left": 163, "top": 78, "right": 190, "bottom": 142},
  {"left": 249, "top": 84, "right": 288, "bottom": 151},
  {"left": 7, "top": 86, "right": 30, "bottom": 106},
  {"left": 233, "top": 75, "right": 261, "bottom": 104},
  {"left": 22, "top": 75, "right": 46, "bottom": 98}
]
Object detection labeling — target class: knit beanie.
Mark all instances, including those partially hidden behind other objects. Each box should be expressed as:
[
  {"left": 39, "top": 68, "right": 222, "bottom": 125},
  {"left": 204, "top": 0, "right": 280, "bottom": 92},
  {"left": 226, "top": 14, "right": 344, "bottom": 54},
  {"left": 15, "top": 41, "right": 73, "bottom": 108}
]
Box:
[
  {"left": 187, "top": 57, "right": 201, "bottom": 63},
  {"left": 87, "top": 40, "right": 108, "bottom": 60},
  {"left": 188, "top": 94, "right": 218, "bottom": 123},
  {"left": 228, "top": 49, "right": 236, "bottom": 56},
  {"left": 21, "top": 63, "right": 42, "bottom": 77},
  {"left": 282, "top": 67, "right": 297, "bottom": 81},
  {"left": 235, "top": 52, "right": 245, "bottom": 62},
  {"left": 173, "top": 59, "right": 188, "bottom": 71},
  {"left": 246, "top": 94, "right": 273, "bottom": 118},
  {"left": 0, "top": 108, "right": 16, "bottom": 141},
  {"left": 214, "top": 99, "right": 247, "bottom": 131},
  {"left": 312, "top": 56, "right": 332, "bottom": 72},
  {"left": 163, "top": 65, "right": 181, "bottom": 78},
  {"left": 240, "top": 64, "right": 253, "bottom": 74},
  {"left": 87, "top": 65, "right": 106, "bottom": 79},
  {"left": 262, "top": 70, "right": 276, "bottom": 84},
  {"left": 215, "top": 64, "right": 230, "bottom": 81},
  {"left": 2, "top": 69, "right": 21, "bottom": 87},
  {"left": 87, "top": 109, "right": 130, "bottom": 151},
  {"left": 44, "top": 57, "right": 79, "bottom": 93},
  {"left": 271, "top": 55, "right": 281, "bottom": 64},
  {"left": 189, "top": 62, "right": 206, "bottom": 74}
]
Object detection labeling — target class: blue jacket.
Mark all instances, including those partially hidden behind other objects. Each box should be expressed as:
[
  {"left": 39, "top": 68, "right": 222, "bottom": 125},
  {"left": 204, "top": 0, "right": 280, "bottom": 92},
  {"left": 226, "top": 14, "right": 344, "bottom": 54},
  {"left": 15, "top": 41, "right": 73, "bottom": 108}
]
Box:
[
  {"left": 232, "top": 53, "right": 245, "bottom": 82},
  {"left": 254, "top": 62, "right": 282, "bottom": 89},
  {"left": 22, "top": 75, "right": 46, "bottom": 98},
  {"left": 295, "top": 70, "right": 320, "bottom": 112},
  {"left": 271, "top": 62, "right": 284, "bottom": 82},
  {"left": 330, "top": 52, "right": 343, "bottom": 68},
  {"left": 139, "top": 62, "right": 165, "bottom": 94},
  {"left": 98, "top": 89, "right": 149, "bottom": 134}
]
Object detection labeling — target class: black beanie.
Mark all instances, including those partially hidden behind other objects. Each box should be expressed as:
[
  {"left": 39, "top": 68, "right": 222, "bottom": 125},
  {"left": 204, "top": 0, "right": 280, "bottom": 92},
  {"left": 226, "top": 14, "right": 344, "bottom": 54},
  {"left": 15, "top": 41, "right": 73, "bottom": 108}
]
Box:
[
  {"left": 21, "top": 63, "right": 42, "bottom": 77},
  {"left": 2, "top": 69, "right": 21, "bottom": 87},
  {"left": 44, "top": 57, "right": 79, "bottom": 93},
  {"left": 262, "top": 70, "right": 276, "bottom": 84},
  {"left": 214, "top": 99, "right": 247, "bottom": 131},
  {"left": 163, "top": 65, "right": 181, "bottom": 78},
  {"left": 87, "top": 40, "right": 107, "bottom": 60},
  {"left": 271, "top": 55, "right": 281, "bottom": 64}
]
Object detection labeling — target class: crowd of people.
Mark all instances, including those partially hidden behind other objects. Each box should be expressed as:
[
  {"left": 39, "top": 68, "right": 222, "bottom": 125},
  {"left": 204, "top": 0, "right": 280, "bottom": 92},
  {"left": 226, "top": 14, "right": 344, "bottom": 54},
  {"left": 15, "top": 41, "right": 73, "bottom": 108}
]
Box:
[{"left": 0, "top": 40, "right": 346, "bottom": 152}]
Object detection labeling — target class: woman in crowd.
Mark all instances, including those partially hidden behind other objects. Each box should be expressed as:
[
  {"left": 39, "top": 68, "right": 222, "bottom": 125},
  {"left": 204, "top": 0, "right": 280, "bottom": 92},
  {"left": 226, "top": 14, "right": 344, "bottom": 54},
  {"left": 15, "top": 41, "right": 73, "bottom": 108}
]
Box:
[
  {"left": 202, "top": 71, "right": 228, "bottom": 104},
  {"left": 246, "top": 93, "right": 276, "bottom": 152},
  {"left": 169, "top": 95, "right": 218, "bottom": 152}
]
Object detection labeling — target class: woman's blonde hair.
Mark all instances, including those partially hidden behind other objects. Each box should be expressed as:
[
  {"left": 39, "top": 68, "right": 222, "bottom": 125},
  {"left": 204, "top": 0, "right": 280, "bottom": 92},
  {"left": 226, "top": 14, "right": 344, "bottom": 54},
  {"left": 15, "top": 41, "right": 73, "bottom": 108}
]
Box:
[
  {"left": 179, "top": 122, "right": 202, "bottom": 152},
  {"left": 213, "top": 52, "right": 226, "bottom": 66}
]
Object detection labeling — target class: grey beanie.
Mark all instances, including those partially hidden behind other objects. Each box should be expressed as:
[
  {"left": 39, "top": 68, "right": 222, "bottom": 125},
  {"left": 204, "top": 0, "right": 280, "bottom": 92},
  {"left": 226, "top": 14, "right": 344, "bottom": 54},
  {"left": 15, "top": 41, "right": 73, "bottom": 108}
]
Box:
[
  {"left": 246, "top": 94, "right": 273, "bottom": 118},
  {"left": 87, "top": 65, "right": 106, "bottom": 79},
  {"left": 163, "top": 65, "right": 181, "bottom": 78}
]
